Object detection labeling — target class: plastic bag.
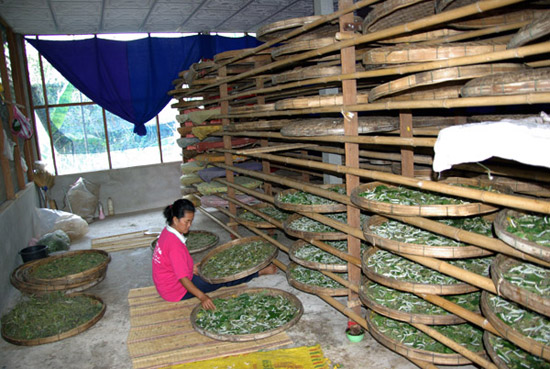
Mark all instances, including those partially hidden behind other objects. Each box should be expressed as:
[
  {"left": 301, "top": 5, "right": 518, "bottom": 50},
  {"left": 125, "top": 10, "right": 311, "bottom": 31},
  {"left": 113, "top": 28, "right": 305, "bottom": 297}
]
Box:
[
  {"left": 66, "top": 177, "right": 100, "bottom": 223},
  {"left": 37, "top": 229, "right": 70, "bottom": 252},
  {"left": 33, "top": 208, "right": 89, "bottom": 241},
  {"left": 180, "top": 173, "right": 202, "bottom": 186}
]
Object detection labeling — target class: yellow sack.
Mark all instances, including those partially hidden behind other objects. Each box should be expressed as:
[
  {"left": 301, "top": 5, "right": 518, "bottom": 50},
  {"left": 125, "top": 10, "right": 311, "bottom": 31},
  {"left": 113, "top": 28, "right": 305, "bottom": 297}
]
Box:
[
  {"left": 163, "top": 344, "right": 336, "bottom": 369},
  {"left": 192, "top": 125, "right": 222, "bottom": 140}
]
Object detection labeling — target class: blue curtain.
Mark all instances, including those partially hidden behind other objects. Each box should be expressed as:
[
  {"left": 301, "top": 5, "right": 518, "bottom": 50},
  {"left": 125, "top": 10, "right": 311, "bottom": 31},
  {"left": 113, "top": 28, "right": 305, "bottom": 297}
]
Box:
[{"left": 27, "top": 35, "right": 261, "bottom": 135}]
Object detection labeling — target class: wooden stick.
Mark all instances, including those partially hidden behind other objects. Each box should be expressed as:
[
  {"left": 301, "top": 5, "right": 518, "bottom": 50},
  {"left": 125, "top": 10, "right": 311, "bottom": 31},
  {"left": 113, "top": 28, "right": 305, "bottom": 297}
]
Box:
[
  {"left": 311, "top": 239, "right": 362, "bottom": 267},
  {"left": 235, "top": 143, "right": 316, "bottom": 155},
  {"left": 421, "top": 21, "right": 529, "bottom": 45},
  {"left": 196, "top": 206, "right": 242, "bottom": 238},
  {"left": 411, "top": 323, "right": 498, "bottom": 369},
  {"left": 319, "top": 294, "right": 368, "bottom": 331}
]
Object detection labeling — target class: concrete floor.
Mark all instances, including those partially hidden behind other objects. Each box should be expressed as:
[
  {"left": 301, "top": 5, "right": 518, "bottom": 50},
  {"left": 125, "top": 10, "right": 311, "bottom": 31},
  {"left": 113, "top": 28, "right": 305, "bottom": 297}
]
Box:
[{"left": 1, "top": 208, "right": 474, "bottom": 369}]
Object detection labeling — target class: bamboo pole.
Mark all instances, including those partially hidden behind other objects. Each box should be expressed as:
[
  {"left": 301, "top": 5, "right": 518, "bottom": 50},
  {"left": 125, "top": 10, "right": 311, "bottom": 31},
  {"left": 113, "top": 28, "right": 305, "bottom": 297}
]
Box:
[
  {"left": 196, "top": 207, "right": 242, "bottom": 238},
  {"left": 411, "top": 323, "right": 498, "bottom": 369},
  {"left": 189, "top": 0, "right": 525, "bottom": 95},
  {"left": 416, "top": 293, "right": 500, "bottom": 336},
  {"left": 214, "top": 153, "right": 550, "bottom": 214},
  {"left": 319, "top": 294, "right": 368, "bottom": 331},
  {"left": 235, "top": 143, "right": 316, "bottom": 155},
  {"left": 422, "top": 21, "right": 529, "bottom": 45},
  {"left": 389, "top": 215, "right": 550, "bottom": 268},
  {"left": 310, "top": 239, "right": 362, "bottom": 267}
]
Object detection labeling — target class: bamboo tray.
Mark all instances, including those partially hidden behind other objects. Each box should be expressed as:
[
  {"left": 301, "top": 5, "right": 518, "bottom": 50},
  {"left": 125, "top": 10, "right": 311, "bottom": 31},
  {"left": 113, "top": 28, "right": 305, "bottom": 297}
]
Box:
[
  {"left": 289, "top": 239, "right": 349, "bottom": 272},
  {"left": 280, "top": 116, "right": 400, "bottom": 137},
  {"left": 272, "top": 65, "right": 364, "bottom": 85},
  {"left": 366, "top": 310, "right": 482, "bottom": 365},
  {"left": 213, "top": 48, "right": 272, "bottom": 64},
  {"left": 508, "top": 13, "right": 550, "bottom": 48},
  {"left": 186, "top": 230, "right": 219, "bottom": 254},
  {"left": 198, "top": 236, "right": 278, "bottom": 284},
  {"left": 350, "top": 179, "right": 501, "bottom": 217},
  {"left": 237, "top": 202, "right": 290, "bottom": 229},
  {"left": 460, "top": 68, "right": 550, "bottom": 97},
  {"left": 271, "top": 37, "right": 336, "bottom": 60},
  {"left": 494, "top": 209, "right": 550, "bottom": 263},
  {"left": 481, "top": 291, "right": 550, "bottom": 361},
  {"left": 286, "top": 262, "right": 348, "bottom": 296},
  {"left": 274, "top": 184, "right": 347, "bottom": 213},
  {"left": 378, "top": 28, "right": 464, "bottom": 44},
  {"left": 363, "top": 215, "right": 493, "bottom": 258},
  {"left": 362, "top": 248, "right": 481, "bottom": 295},
  {"left": 362, "top": 0, "right": 434, "bottom": 33},
  {"left": 368, "top": 63, "right": 525, "bottom": 102},
  {"left": 363, "top": 42, "right": 507, "bottom": 65},
  {"left": 190, "top": 287, "right": 303, "bottom": 342},
  {"left": 282, "top": 213, "right": 347, "bottom": 241},
  {"left": 451, "top": 8, "right": 546, "bottom": 29},
  {"left": 275, "top": 92, "right": 370, "bottom": 110},
  {"left": 359, "top": 279, "right": 476, "bottom": 325},
  {"left": 491, "top": 254, "right": 550, "bottom": 317},
  {"left": 483, "top": 331, "right": 550, "bottom": 369},
  {"left": 378, "top": 84, "right": 462, "bottom": 102},
  {"left": 256, "top": 15, "right": 338, "bottom": 42},
  {"left": 1, "top": 293, "right": 106, "bottom": 346}
]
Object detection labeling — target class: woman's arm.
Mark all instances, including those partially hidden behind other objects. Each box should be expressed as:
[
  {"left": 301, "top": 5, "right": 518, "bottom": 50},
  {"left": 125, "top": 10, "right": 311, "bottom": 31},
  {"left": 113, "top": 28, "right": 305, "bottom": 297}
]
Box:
[{"left": 179, "top": 277, "right": 216, "bottom": 310}]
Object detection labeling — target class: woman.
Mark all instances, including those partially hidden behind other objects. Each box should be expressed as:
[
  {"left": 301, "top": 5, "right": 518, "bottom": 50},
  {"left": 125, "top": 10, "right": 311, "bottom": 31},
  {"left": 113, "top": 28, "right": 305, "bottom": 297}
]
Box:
[{"left": 152, "top": 199, "right": 276, "bottom": 310}]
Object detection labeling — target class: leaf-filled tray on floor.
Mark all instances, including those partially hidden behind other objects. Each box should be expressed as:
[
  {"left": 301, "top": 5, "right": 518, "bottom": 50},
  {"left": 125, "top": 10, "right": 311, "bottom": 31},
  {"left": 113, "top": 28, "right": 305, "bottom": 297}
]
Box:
[
  {"left": 359, "top": 279, "right": 480, "bottom": 325},
  {"left": 350, "top": 178, "right": 506, "bottom": 217},
  {"left": 1, "top": 292, "right": 105, "bottom": 346},
  {"left": 481, "top": 291, "right": 550, "bottom": 361},
  {"left": 484, "top": 331, "right": 550, "bottom": 369},
  {"left": 191, "top": 287, "right": 303, "bottom": 342},
  {"left": 198, "top": 236, "right": 278, "bottom": 283},
  {"left": 362, "top": 248, "right": 491, "bottom": 295},
  {"left": 274, "top": 184, "right": 347, "bottom": 213},
  {"left": 237, "top": 203, "right": 291, "bottom": 229},
  {"left": 366, "top": 310, "right": 485, "bottom": 365},
  {"left": 286, "top": 262, "right": 348, "bottom": 296},
  {"left": 491, "top": 254, "right": 550, "bottom": 317},
  {"left": 363, "top": 215, "right": 493, "bottom": 258},
  {"left": 283, "top": 213, "right": 368, "bottom": 240},
  {"left": 289, "top": 239, "right": 370, "bottom": 272},
  {"left": 494, "top": 209, "right": 550, "bottom": 262}
]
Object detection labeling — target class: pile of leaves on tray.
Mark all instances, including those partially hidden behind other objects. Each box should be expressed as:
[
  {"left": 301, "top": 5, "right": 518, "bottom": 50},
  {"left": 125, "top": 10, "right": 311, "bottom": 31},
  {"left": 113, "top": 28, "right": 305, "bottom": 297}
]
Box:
[
  {"left": 201, "top": 240, "right": 276, "bottom": 279},
  {"left": 290, "top": 264, "right": 346, "bottom": 289},
  {"left": 195, "top": 291, "right": 299, "bottom": 335},
  {"left": 288, "top": 213, "right": 368, "bottom": 233},
  {"left": 507, "top": 213, "right": 550, "bottom": 247},
  {"left": 1, "top": 292, "right": 103, "bottom": 340},
  {"left": 502, "top": 260, "right": 550, "bottom": 296},
  {"left": 359, "top": 185, "right": 470, "bottom": 205},
  {"left": 277, "top": 186, "right": 345, "bottom": 205},
  {"left": 294, "top": 240, "right": 369, "bottom": 265},
  {"left": 238, "top": 206, "right": 291, "bottom": 222},
  {"left": 29, "top": 253, "right": 108, "bottom": 279},
  {"left": 186, "top": 231, "right": 218, "bottom": 251},
  {"left": 486, "top": 333, "right": 550, "bottom": 369}
]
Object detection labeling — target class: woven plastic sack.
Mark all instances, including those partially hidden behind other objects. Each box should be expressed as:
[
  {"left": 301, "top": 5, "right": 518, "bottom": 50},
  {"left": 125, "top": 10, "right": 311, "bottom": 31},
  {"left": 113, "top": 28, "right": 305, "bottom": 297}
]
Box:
[
  {"left": 195, "top": 176, "right": 263, "bottom": 196},
  {"left": 181, "top": 160, "right": 207, "bottom": 174},
  {"left": 66, "top": 177, "right": 100, "bottom": 223},
  {"left": 180, "top": 173, "right": 203, "bottom": 186}
]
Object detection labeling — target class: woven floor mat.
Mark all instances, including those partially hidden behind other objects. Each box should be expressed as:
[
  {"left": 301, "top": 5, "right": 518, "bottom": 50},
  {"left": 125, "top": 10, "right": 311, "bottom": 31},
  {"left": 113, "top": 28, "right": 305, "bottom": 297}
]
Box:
[
  {"left": 127, "top": 284, "right": 293, "bottom": 369},
  {"left": 91, "top": 230, "right": 157, "bottom": 252}
]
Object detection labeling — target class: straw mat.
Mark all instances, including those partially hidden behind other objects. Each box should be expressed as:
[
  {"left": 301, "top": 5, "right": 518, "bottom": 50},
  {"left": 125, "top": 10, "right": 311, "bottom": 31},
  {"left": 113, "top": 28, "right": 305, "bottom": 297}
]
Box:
[
  {"left": 127, "top": 285, "right": 293, "bottom": 369},
  {"left": 91, "top": 231, "right": 157, "bottom": 252}
]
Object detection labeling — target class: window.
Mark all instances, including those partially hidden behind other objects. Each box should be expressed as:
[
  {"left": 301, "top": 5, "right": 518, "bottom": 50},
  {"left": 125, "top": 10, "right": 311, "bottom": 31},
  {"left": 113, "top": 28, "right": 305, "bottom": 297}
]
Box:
[{"left": 25, "top": 37, "right": 182, "bottom": 175}]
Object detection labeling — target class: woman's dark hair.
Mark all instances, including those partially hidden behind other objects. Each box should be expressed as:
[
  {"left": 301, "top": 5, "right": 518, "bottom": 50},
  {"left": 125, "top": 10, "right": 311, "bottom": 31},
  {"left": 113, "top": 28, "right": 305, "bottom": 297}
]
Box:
[{"left": 163, "top": 199, "right": 195, "bottom": 225}]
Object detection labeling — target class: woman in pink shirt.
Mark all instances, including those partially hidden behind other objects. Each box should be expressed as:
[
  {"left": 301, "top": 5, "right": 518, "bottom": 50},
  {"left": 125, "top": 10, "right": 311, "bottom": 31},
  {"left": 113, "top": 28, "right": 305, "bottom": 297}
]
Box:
[{"left": 152, "top": 199, "right": 276, "bottom": 310}]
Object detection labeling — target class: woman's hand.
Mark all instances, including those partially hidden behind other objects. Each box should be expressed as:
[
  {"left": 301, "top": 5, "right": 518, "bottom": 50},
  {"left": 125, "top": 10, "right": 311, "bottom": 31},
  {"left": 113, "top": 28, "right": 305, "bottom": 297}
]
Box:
[{"left": 199, "top": 294, "right": 216, "bottom": 310}]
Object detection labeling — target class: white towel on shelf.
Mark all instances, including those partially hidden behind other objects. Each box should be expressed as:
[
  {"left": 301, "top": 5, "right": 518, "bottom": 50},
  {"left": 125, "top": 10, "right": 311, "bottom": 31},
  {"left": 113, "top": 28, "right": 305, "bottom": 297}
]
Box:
[{"left": 432, "top": 112, "right": 550, "bottom": 173}]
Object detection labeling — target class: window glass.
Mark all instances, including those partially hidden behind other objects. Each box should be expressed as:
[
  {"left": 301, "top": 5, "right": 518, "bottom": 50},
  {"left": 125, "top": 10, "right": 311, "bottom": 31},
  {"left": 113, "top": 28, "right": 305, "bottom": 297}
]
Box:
[
  {"left": 25, "top": 41, "right": 45, "bottom": 106},
  {"left": 158, "top": 99, "right": 181, "bottom": 163},
  {"left": 33, "top": 108, "right": 56, "bottom": 172},
  {"left": 50, "top": 104, "right": 109, "bottom": 174},
  {"left": 106, "top": 111, "right": 161, "bottom": 169}
]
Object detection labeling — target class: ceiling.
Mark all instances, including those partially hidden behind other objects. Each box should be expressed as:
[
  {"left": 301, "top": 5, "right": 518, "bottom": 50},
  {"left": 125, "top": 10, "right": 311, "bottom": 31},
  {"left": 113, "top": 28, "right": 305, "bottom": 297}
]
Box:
[{"left": 0, "top": 0, "right": 331, "bottom": 36}]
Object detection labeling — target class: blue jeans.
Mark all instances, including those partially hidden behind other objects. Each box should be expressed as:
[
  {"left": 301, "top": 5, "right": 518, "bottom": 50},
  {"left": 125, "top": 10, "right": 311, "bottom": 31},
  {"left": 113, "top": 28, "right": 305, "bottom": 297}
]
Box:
[{"left": 180, "top": 272, "right": 259, "bottom": 301}]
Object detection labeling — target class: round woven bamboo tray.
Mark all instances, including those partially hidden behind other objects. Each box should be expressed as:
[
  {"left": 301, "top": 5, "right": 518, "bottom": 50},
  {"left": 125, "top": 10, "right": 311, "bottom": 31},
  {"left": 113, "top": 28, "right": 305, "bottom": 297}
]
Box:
[
  {"left": 378, "top": 83, "right": 462, "bottom": 103},
  {"left": 362, "top": 0, "right": 435, "bottom": 33},
  {"left": 256, "top": 15, "right": 338, "bottom": 42},
  {"left": 190, "top": 287, "right": 303, "bottom": 342},
  {"left": 23, "top": 250, "right": 111, "bottom": 286},
  {"left": 350, "top": 179, "right": 501, "bottom": 217},
  {"left": 451, "top": 8, "right": 546, "bottom": 29},
  {"left": 483, "top": 331, "right": 550, "bottom": 369},
  {"left": 286, "top": 262, "right": 348, "bottom": 296},
  {"left": 271, "top": 37, "right": 336, "bottom": 60},
  {"left": 494, "top": 209, "right": 550, "bottom": 263},
  {"left": 280, "top": 116, "right": 400, "bottom": 137},
  {"left": 363, "top": 215, "right": 493, "bottom": 258},
  {"left": 213, "top": 48, "right": 272, "bottom": 63},
  {"left": 187, "top": 230, "right": 219, "bottom": 254},
  {"left": 274, "top": 184, "right": 347, "bottom": 213},
  {"left": 198, "top": 236, "right": 278, "bottom": 284},
  {"left": 460, "top": 68, "right": 550, "bottom": 97},
  {"left": 366, "top": 310, "right": 477, "bottom": 365},
  {"left": 230, "top": 103, "right": 275, "bottom": 114},
  {"left": 379, "top": 28, "right": 464, "bottom": 44},
  {"left": 275, "top": 92, "right": 371, "bottom": 110},
  {"left": 237, "top": 203, "right": 279, "bottom": 229},
  {"left": 289, "top": 239, "right": 348, "bottom": 272},
  {"left": 282, "top": 213, "right": 347, "bottom": 241},
  {"left": 368, "top": 63, "right": 525, "bottom": 102},
  {"left": 363, "top": 42, "right": 507, "bottom": 65},
  {"left": 491, "top": 254, "right": 550, "bottom": 317},
  {"left": 1, "top": 293, "right": 106, "bottom": 346},
  {"left": 481, "top": 291, "right": 550, "bottom": 361},
  {"left": 272, "top": 64, "right": 365, "bottom": 85},
  {"left": 359, "top": 279, "right": 468, "bottom": 325},
  {"left": 362, "top": 248, "right": 479, "bottom": 295},
  {"left": 508, "top": 13, "right": 550, "bottom": 48}
]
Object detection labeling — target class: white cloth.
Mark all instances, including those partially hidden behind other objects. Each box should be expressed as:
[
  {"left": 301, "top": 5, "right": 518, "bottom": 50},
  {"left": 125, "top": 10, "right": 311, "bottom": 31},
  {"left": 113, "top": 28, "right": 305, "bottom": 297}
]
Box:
[
  {"left": 166, "top": 225, "right": 187, "bottom": 245},
  {"left": 433, "top": 112, "right": 550, "bottom": 172}
]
